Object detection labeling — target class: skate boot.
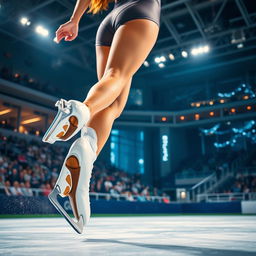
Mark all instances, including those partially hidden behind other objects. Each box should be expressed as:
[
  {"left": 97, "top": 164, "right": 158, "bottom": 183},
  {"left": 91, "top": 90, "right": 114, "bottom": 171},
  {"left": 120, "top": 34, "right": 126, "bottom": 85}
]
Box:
[
  {"left": 42, "top": 99, "right": 90, "bottom": 144},
  {"left": 48, "top": 127, "right": 97, "bottom": 234}
]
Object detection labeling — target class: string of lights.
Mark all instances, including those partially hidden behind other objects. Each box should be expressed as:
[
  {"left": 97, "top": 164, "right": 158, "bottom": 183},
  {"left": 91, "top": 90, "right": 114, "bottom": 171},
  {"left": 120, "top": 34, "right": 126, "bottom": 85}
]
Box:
[
  {"left": 214, "top": 131, "right": 256, "bottom": 148},
  {"left": 200, "top": 120, "right": 256, "bottom": 148},
  {"left": 232, "top": 120, "right": 255, "bottom": 134},
  {"left": 191, "top": 83, "right": 256, "bottom": 109},
  {"left": 200, "top": 124, "right": 220, "bottom": 135},
  {"left": 218, "top": 84, "right": 256, "bottom": 99}
]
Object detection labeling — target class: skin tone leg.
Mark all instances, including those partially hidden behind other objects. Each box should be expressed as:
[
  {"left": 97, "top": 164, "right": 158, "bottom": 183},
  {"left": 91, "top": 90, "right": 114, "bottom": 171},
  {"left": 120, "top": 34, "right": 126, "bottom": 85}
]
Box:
[
  {"left": 84, "top": 19, "right": 159, "bottom": 116},
  {"left": 86, "top": 19, "right": 159, "bottom": 154},
  {"left": 87, "top": 46, "right": 132, "bottom": 155},
  {"left": 88, "top": 81, "right": 132, "bottom": 155}
]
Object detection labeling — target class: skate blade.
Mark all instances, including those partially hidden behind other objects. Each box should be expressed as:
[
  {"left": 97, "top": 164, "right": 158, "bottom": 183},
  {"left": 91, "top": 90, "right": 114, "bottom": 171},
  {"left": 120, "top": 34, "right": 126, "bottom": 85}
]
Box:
[{"left": 48, "top": 186, "right": 84, "bottom": 234}]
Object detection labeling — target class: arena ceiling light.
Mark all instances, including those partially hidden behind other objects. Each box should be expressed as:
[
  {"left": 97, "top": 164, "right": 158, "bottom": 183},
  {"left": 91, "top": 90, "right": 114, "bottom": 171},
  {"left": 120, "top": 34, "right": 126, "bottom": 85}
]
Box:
[
  {"left": 160, "top": 56, "right": 166, "bottom": 62},
  {"left": 21, "top": 117, "right": 41, "bottom": 125},
  {"left": 154, "top": 55, "right": 166, "bottom": 64},
  {"left": 143, "top": 61, "right": 149, "bottom": 67},
  {"left": 191, "top": 45, "right": 210, "bottom": 56},
  {"left": 158, "top": 63, "right": 165, "bottom": 68},
  {"left": 237, "top": 43, "right": 244, "bottom": 49},
  {"left": 231, "top": 30, "right": 246, "bottom": 45},
  {"left": 181, "top": 51, "right": 188, "bottom": 58},
  {"left": 35, "top": 25, "right": 49, "bottom": 37},
  {"left": 154, "top": 57, "right": 161, "bottom": 63},
  {"left": 20, "top": 17, "right": 31, "bottom": 26},
  {"left": 169, "top": 53, "right": 175, "bottom": 61},
  {"left": 0, "top": 109, "right": 12, "bottom": 115}
]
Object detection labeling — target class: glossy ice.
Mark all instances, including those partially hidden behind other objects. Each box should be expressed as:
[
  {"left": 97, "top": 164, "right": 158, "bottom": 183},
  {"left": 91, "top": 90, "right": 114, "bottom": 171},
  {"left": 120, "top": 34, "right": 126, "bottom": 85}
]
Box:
[{"left": 0, "top": 216, "right": 256, "bottom": 256}]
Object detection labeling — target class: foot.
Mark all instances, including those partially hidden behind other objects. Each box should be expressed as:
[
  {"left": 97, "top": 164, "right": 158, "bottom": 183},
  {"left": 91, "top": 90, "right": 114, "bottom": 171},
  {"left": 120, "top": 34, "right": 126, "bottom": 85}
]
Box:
[
  {"left": 49, "top": 131, "right": 97, "bottom": 233},
  {"left": 42, "top": 99, "right": 90, "bottom": 144}
]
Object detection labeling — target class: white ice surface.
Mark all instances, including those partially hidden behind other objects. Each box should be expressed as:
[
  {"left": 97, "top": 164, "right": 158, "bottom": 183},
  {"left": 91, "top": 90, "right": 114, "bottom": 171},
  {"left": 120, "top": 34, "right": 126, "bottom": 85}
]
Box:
[{"left": 0, "top": 216, "right": 256, "bottom": 256}]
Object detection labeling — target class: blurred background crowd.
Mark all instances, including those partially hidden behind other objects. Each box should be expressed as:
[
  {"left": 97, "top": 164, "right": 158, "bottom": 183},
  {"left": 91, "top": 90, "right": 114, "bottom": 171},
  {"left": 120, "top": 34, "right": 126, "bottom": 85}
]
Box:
[
  {"left": 1, "top": 133, "right": 255, "bottom": 202},
  {"left": 0, "top": 133, "right": 170, "bottom": 202}
]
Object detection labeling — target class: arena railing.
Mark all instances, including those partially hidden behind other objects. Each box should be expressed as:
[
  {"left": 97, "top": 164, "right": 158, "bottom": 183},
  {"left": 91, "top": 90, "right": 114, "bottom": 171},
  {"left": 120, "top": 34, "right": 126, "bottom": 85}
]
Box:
[
  {"left": 196, "top": 192, "right": 256, "bottom": 202},
  {"left": 190, "top": 154, "right": 251, "bottom": 201},
  {"left": 190, "top": 173, "right": 217, "bottom": 201},
  {"left": 89, "top": 192, "right": 167, "bottom": 203},
  {"left": 175, "top": 171, "right": 212, "bottom": 179},
  {"left": 0, "top": 186, "right": 168, "bottom": 203}
]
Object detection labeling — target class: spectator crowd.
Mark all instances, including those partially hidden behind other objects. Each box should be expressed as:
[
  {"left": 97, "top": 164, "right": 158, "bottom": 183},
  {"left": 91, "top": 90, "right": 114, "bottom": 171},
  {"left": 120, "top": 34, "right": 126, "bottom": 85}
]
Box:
[
  {"left": 221, "top": 173, "right": 256, "bottom": 194},
  {"left": 177, "top": 150, "right": 243, "bottom": 179},
  {"left": 0, "top": 133, "right": 167, "bottom": 203}
]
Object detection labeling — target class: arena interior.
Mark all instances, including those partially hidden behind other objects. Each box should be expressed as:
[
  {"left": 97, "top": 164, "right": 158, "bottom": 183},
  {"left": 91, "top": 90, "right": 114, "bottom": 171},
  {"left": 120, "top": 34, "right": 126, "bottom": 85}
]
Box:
[{"left": 0, "top": 0, "right": 256, "bottom": 255}]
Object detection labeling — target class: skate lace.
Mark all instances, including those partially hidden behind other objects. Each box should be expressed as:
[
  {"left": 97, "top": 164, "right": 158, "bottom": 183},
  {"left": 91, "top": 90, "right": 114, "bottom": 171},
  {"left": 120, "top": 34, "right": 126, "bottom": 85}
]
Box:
[{"left": 55, "top": 99, "right": 71, "bottom": 114}]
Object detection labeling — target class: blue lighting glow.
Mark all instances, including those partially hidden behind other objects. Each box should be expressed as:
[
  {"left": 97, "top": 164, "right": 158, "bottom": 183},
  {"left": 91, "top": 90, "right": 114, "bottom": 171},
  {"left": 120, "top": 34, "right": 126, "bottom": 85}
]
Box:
[
  {"left": 162, "top": 135, "right": 169, "bottom": 162},
  {"left": 218, "top": 84, "right": 255, "bottom": 98},
  {"left": 201, "top": 120, "right": 256, "bottom": 148}
]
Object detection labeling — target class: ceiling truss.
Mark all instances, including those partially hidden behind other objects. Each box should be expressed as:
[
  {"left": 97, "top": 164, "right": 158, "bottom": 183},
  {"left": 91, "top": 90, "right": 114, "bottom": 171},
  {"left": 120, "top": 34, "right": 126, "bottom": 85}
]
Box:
[{"left": 0, "top": 0, "right": 255, "bottom": 74}]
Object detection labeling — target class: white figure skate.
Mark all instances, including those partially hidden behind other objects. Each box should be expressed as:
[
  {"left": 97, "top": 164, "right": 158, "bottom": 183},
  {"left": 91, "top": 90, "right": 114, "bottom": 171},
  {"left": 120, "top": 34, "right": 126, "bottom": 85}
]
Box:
[
  {"left": 48, "top": 128, "right": 97, "bottom": 234},
  {"left": 42, "top": 99, "right": 90, "bottom": 144}
]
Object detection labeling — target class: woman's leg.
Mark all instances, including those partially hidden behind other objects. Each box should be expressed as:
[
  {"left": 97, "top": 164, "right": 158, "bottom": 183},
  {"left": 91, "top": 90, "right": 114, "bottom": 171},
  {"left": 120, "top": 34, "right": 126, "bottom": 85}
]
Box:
[
  {"left": 87, "top": 46, "right": 132, "bottom": 154},
  {"left": 84, "top": 19, "right": 159, "bottom": 116},
  {"left": 85, "top": 20, "right": 158, "bottom": 154},
  {"left": 88, "top": 79, "right": 132, "bottom": 155}
]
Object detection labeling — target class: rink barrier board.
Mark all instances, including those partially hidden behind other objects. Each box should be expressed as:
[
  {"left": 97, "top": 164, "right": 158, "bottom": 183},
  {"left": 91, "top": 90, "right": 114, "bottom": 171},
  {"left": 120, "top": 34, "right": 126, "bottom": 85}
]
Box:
[
  {"left": 241, "top": 201, "right": 256, "bottom": 214},
  {"left": 0, "top": 195, "right": 244, "bottom": 214}
]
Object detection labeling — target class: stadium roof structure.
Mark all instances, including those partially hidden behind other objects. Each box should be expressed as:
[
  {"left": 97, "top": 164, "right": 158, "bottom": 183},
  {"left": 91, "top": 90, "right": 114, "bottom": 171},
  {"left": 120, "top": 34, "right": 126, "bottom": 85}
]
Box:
[{"left": 0, "top": 0, "right": 255, "bottom": 76}]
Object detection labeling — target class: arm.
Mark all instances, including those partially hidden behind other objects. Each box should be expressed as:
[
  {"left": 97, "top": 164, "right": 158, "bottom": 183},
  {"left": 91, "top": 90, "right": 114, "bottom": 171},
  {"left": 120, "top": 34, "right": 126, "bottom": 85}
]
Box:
[
  {"left": 55, "top": 0, "right": 91, "bottom": 43},
  {"left": 70, "top": 0, "right": 91, "bottom": 24}
]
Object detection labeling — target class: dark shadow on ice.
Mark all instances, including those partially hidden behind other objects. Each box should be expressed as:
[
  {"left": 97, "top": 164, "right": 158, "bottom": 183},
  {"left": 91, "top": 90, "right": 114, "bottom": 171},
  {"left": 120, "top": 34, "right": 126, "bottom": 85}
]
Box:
[{"left": 84, "top": 238, "right": 255, "bottom": 256}]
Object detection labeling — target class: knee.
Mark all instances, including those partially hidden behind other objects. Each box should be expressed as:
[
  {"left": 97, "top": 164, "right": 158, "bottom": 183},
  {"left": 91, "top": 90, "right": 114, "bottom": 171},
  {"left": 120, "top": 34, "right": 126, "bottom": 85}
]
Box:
[{"left": 103, "top": 68, "right": 129, "bottom": 83}]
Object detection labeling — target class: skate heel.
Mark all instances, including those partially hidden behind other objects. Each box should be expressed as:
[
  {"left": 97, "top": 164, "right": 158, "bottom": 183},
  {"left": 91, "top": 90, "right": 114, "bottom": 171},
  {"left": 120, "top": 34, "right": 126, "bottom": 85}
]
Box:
[
  {"left": 64, "top": 155, "right": 81, "bottom": 220},
  {"left": 42, "top": 99, "right": 90, "bottom": 144},
  {"left": 54, "top": 160, "right": 73, "bottom": 198}
]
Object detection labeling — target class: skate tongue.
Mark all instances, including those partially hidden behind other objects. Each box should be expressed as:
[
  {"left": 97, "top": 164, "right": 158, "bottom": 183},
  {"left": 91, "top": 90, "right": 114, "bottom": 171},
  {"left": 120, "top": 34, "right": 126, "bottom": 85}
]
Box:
[
  {"left": 81, "top": 127, "right": 98, "bottom": 153},
  {"left": 81, "top": 125, "right": 88, "bottom": 136}
]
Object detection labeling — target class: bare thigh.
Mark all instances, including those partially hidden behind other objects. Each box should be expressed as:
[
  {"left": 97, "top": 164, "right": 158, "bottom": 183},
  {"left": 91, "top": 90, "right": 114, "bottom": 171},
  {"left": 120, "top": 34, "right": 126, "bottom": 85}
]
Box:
[
  {"left": 105, "top": 19, "right": 159, "bottom": 79},
  {"left": 94, "top": 19, "right": 159, "bottom": 113},
  {"left": 96, "top": 46, "right": 110, "bottom": 80},
  {"left": 85, "top": 19, "right": 158, "bottom": 116}
]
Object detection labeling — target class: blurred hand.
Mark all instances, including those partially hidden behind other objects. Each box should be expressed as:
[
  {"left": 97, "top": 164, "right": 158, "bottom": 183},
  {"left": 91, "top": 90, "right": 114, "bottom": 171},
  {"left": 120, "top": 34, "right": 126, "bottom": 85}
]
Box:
[{"left": 55, "top": 20, "right": 79, "bottom": 43}]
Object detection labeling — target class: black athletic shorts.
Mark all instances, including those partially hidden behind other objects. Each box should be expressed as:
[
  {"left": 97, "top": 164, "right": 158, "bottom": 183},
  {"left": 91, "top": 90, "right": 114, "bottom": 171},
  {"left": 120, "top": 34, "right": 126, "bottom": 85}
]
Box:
[{"left": 95, "top": 0, "right": 161, "bottom": 46}]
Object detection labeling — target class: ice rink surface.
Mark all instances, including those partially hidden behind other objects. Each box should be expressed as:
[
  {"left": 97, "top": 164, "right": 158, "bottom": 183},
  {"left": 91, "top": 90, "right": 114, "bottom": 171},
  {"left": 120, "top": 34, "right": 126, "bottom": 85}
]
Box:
[{"left": 0, "top": 215, "right": 256, "bottom": 256}]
